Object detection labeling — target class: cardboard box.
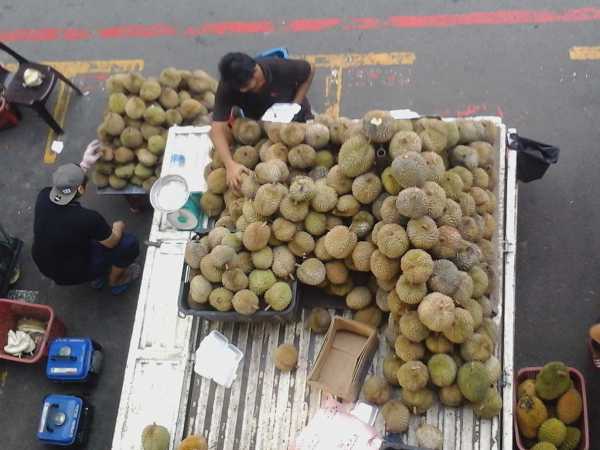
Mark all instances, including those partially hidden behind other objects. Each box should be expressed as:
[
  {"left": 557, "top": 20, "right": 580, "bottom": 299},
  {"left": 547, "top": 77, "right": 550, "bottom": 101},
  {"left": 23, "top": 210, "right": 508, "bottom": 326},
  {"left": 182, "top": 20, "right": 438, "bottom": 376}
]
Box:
[{"left": 308, "top": 316, "right": 378, "bottom": 402}]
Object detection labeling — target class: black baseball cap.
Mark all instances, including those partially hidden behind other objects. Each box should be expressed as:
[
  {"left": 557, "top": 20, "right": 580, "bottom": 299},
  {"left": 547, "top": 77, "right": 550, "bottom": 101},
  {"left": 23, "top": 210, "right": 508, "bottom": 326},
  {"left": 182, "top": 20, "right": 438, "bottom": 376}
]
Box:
[{"left": 49, "top": 164, "right": 85, "bottom": 205}]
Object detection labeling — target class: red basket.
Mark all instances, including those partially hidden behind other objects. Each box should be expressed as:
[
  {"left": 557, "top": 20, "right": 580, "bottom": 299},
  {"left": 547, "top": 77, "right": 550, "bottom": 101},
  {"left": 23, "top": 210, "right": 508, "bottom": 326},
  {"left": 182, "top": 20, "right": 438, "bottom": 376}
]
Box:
[
  {"left": 0, "top": 298, "right": 65, "bottom": 363},
  {"left": 514, "top": 366, "right": 589, "bottom": 450}
]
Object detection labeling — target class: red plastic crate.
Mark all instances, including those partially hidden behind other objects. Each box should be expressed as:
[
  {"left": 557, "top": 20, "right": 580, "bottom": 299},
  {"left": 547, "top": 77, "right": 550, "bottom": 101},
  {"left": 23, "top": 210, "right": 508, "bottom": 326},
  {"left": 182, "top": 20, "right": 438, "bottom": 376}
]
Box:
[
  {"left": 0, "top": 97, "right": 19, "bottom": 130},
  {"left": 514, "top": 366, "right": 589, "bottom": 450},
  {"left": 0, "top": 298, "right": 65, "bottom": 363}
]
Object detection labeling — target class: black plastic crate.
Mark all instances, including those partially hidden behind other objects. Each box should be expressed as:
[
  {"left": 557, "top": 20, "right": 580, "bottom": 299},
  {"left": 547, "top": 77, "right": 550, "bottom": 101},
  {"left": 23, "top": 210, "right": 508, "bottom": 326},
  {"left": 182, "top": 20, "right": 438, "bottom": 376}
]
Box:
[
  {"left": 177, "top": 233, "right": 299, "bottom": 322},
  {"left": 0, "top": 224, "right": 22, "bottom": 297}
]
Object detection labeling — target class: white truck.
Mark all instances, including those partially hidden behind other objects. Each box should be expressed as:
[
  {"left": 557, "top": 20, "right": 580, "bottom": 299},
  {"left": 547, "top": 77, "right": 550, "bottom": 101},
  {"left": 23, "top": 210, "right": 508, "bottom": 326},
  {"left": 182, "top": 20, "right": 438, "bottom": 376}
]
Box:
[{"left": 112, "top": 117, "right": 518, "bottom": 450}]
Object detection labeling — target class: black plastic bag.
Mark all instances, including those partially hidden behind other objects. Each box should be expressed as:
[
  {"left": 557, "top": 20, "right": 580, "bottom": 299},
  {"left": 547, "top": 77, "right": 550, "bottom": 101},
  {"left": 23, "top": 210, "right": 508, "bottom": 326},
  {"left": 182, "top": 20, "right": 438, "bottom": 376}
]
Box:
[{"left": 508, "top": 133, "right": 560, "bottom": 182}]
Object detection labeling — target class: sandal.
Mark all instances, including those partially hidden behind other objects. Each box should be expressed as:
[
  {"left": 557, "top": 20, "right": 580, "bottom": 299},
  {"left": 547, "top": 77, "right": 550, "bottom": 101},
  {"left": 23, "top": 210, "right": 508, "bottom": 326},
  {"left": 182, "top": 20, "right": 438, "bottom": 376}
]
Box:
[{"left": 110, "top": 263, "right": 142, "bottom": 295}]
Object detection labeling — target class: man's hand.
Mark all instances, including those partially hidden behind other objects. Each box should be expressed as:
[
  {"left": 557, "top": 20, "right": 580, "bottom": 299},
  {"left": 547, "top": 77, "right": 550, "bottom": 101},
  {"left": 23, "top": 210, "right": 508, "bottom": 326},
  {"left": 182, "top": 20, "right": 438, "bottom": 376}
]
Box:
[
  {"left": 225, "top": 160, "right": 250, "bottom": 191},
  {"left": 80, "top": 139, "right": 102, "bottom": 172}
]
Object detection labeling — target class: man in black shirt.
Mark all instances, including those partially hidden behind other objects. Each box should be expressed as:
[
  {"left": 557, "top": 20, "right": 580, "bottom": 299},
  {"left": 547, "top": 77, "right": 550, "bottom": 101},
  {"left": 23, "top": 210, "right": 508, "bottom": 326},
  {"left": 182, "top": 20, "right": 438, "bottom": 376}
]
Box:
[
  {"left": 210, "top": 52, "right": 315, "bottom": 190},
  {"left": 32, "top": 159, "right": 141, "bottom": 295}
]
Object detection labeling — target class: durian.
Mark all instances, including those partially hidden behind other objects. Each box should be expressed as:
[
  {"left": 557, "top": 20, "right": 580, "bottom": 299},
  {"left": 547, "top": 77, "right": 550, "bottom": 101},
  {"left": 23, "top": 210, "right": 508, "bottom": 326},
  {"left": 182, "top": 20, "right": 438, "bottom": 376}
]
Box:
[
  {"left": 362, "top": 376, "right": 391, "bottom": 405},
  {"left": 274, "top": 344, "right": 298, "bottom": 371}
]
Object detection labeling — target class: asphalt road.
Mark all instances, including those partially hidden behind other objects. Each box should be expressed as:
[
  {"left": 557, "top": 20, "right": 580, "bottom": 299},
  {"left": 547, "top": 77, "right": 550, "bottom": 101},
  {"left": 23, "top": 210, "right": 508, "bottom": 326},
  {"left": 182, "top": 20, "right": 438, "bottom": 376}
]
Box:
[{"left": 0, "top": 1, "right": 599, "bottom": 449}]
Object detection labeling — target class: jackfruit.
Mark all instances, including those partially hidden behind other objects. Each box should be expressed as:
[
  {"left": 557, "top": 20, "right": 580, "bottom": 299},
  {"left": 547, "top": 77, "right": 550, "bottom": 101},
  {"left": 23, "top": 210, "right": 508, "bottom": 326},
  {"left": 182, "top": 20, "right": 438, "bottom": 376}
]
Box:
[
  {"left": 383, "top": 355, "right": 403, "bottom": 386},
  {"left": 395, "top": 335, "right": 425, "bottom": 361},
  {"left": 297, "top": 258, "right": 326, "bottom": 286},
  {"left": 338, "top": 134, "right": 375, "bottom": 177},
  {"left": 279, "top": 122, "right": 305, "bottom": 147},
  {"left": 417, "top": 292, "right": 455, "bottom": 332},
  {"left": 142, "top": 423, "right": 170, "bottom": 450},
  {"left": 460, "top": 332, "right": 493, "bottom": 362},
  {"left": 288, "top": 231, "right": 315, "bottom": 256},
  {"left": 354, "top": 306, "right": 383, "bottom": 328},
  {"left": 179, "top": 99, "right": 206, "bottom": 120},
  {"left": 242, "top": 222, "right": 271, "bottom": 251},
  {"left": 389, "top": 131, "right": 422, "bottom": 158},
  {"left": 395, "top": 275, "right": 427, "bottom": 305},
  {"left": 324, "top": 226, "right": 357, "bottom": 259},
  {"left": 396, "top": 187, "right": 428, "bottom": 219},
  {"left": 349, "top": 211, "right": 375, "bottom": 238},
  {"left": 559, "top": 427, "right": 581, "bottom": 450},
  {"left": 326, "top": 164, "right": 353, "bottom": 194},
  {"left": 538, "top": 418, "right": 567, "bottom": 446},
  {"left": 265, "top": 281, "right": 293, "bottom": 311},
  {"left": 457, "top": 361, "right": 490, "bottom": 402},
  {"left": 274, "top": 344, "right": 298, "bottom": 371},
  {"left": 473, "top": 388, "right": 503, "bottom": 419},
  {"left": 349, "top": 172, "right": 381, "bottom": 205},
  {"left": 109, "top": 175, "right": 128, "bottom": 189},
  {"left": 399, "top": 310, "right": 430, "bottom": 342},
  {"left": 251, "top": 247, "right": 273, "bottom": 270},
  {"left": 381, "top": 400, "right": 410, "bottom": 433},
  {"left": 325, "top": 260, "right": 349, "bottom": 284},
  {"left": 397, "top": 360, "right": 429, "bottom": 391},
  {"left": 209, "top": 287, "right": 233, "bottom": 311},
  {"left": 287, "top": 144, "right": 316, "bottom": 169},
  {"left": 307, "top": 307, "right": 331, "bottom": 333},
  {"left": 362, "top": 110, "right": 395, "bottom": 143},
  {"left": 443, "top": 307, "right": 475, "bottom": 344},
  {"left": 390, "top": 151, "right": 429, "bottom": 189},
  {"left": 346, "top": 286, "right": 372, "bottom": 310},
  {"left": 419, "top": 119, "right": 448, "bottom": 154},
  {"left": 425, "top": 333, "right": 454, "bottom": 354},
  {"left": 333, "top": 194, "right": 361, "bottom": 217},
  {"left": 428, "top": 353, "right": 458, "bottom": 387},
  {"left": 189, "top": 275, "right": 212, "bottom": 304},
  {"left": 535, "top": 362, "right": 573, "bottom": 401},
  {"left": 310, "top": 183, "right": 338, "bottom": 212},
  {"left": 402, "top": 388, "right": 436, "bottom": 415},
  {"left": 440, "top": 384, "right": 464, "bottom": 407},
  {"left": 557, "top": 389, "right": 583, "bottom": 425},
  {"left": 362, "top": 376, "right": 391, "bottom": 405},
  {"left": 140, "top": 78, "right": 162, "bottom": 101},
  {"left": 439, "top": 171, "right": 464, "bottom": 201},
  {"left": 352, "top": 241, "right": 376, "bottom": 272},
  {"left": 199, "top": 192, "right": 224, "bottom": 217},
  {"left": 232, "top": 118, "right": 261, "bottom": 145},
  {"left": 304, "top": 122, "right": 330, "bottom": 149}
]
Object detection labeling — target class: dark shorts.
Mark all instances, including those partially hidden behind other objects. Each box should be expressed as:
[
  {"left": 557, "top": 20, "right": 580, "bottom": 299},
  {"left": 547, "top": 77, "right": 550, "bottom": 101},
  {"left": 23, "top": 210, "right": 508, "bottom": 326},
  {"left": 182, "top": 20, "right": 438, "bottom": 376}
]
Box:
[{"left": 88, "top": 233, "right": 139, "bottom": 280}]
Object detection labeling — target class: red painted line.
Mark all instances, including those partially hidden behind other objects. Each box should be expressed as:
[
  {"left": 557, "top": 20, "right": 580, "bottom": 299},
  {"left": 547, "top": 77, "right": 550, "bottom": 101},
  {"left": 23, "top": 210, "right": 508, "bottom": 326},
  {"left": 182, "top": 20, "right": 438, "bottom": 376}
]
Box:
[
  {"left": 185, "top": 21, "right": 274, "bottom": 36},
  {"left": 285, "top": 18, "right": 341, "bottom": 32},
  {"left": 98, "top": 24, "right": 177, "bottom": 39},
  {"left": 1, "top": 7, "right": 599, "bottom": 43}
]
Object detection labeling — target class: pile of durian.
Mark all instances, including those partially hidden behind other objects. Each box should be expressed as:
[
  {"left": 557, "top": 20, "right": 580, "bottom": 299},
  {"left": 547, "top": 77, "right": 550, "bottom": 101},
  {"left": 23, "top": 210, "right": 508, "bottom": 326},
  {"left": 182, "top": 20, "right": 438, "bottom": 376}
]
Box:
[
  {"left": 185, "top": 110, "right": 503, "bottom": 425},
  {"left": 516, "top": 362, "right": 584, "bottom": 450},
  {"left": 92, "top": 68, "right": 217, "bottom": 191}
]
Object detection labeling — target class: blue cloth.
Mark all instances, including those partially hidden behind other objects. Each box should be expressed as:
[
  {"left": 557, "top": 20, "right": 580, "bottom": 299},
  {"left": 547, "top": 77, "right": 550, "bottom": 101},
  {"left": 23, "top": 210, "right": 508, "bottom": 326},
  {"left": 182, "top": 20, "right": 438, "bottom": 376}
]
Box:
[{"left": 88, "top": 233, "right": 139, "bottom": 281}]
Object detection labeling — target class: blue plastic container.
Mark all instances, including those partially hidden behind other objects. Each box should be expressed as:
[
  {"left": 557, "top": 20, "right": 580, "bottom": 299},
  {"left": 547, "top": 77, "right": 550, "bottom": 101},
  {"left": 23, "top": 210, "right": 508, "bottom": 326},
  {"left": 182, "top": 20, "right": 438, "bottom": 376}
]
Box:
[
  {"left": 46, "top": 338, "right": 102, "bottom": 384},
  {"left": 37, "top": 394, "right": 91, "bottom": 447}
]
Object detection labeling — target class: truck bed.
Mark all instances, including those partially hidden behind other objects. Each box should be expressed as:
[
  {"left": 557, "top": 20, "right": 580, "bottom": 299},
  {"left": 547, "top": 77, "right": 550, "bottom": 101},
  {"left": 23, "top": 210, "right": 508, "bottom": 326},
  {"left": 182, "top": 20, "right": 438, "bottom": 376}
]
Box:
[{"left": 112, "top": 118, "right": 517, "bottom": 450}]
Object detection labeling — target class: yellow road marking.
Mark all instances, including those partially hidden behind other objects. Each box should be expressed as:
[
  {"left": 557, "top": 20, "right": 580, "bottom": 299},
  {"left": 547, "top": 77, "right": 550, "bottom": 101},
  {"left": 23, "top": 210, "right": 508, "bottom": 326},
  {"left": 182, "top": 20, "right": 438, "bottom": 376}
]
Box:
[
  {"left": 302, "top": 51, "right": 416, "bottom": 68},
  {"left": 2, "top": 59, "right": 144, "bottom": 164},
  {"left": 43, "top": 83, "right": 71, "bottom": 164},
  {"left": 569, "top": 46, "right": 600, "bottom": 60},
  {"left": 300, "top": 51, "right": 416, "bottom": 117}
]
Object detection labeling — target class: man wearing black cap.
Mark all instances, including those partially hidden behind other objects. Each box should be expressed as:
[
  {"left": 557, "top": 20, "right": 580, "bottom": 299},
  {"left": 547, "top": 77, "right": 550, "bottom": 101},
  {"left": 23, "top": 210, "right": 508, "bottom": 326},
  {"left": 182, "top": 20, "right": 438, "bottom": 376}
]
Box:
[{"left": 32, "top": 141, "right": 141, "bottom": 295}]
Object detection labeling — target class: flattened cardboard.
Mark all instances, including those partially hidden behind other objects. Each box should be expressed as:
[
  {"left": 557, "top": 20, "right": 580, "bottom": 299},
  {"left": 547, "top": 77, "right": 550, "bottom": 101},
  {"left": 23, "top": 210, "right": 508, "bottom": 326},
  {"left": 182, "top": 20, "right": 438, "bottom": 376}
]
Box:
[{"left": 308, "top": 317, "right": 378, "bottom": 402}]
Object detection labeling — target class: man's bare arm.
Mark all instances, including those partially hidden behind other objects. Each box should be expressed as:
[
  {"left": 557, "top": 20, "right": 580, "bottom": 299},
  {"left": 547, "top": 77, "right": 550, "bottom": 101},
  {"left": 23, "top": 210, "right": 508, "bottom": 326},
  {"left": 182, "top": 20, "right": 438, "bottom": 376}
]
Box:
[
  {"left": 99, "top": 221, "right": 124, "bottom": 249},
  {"left": 210, "top": 121, "right": 249, "bottom": 191},
  {"left": 293, "top": 62, "right": 315, "bottom": 105}
]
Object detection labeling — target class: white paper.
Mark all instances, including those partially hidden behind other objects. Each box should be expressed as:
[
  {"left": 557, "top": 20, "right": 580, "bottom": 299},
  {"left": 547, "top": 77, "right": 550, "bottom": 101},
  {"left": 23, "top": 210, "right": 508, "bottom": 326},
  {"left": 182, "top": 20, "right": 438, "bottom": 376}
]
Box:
[
  {"left": 50, "top": 140, "right": 64, "bottom": 154},
  {"left": 389, "top": 109, "right": 421, "bottom": 119},
  {"left": 261, "top": 103, "right": 301, "bottom": 123}
]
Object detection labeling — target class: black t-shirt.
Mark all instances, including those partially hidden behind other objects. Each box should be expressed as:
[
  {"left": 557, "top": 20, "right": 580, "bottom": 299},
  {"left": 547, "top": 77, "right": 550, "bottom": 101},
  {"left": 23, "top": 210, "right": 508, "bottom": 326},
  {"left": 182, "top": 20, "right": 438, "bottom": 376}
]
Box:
[
  {"left": 32, "top": 187, "right": 112, "bottom": 285},
  {"left": 213, "top": 58, "right": 311, "bottom": 121}
]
